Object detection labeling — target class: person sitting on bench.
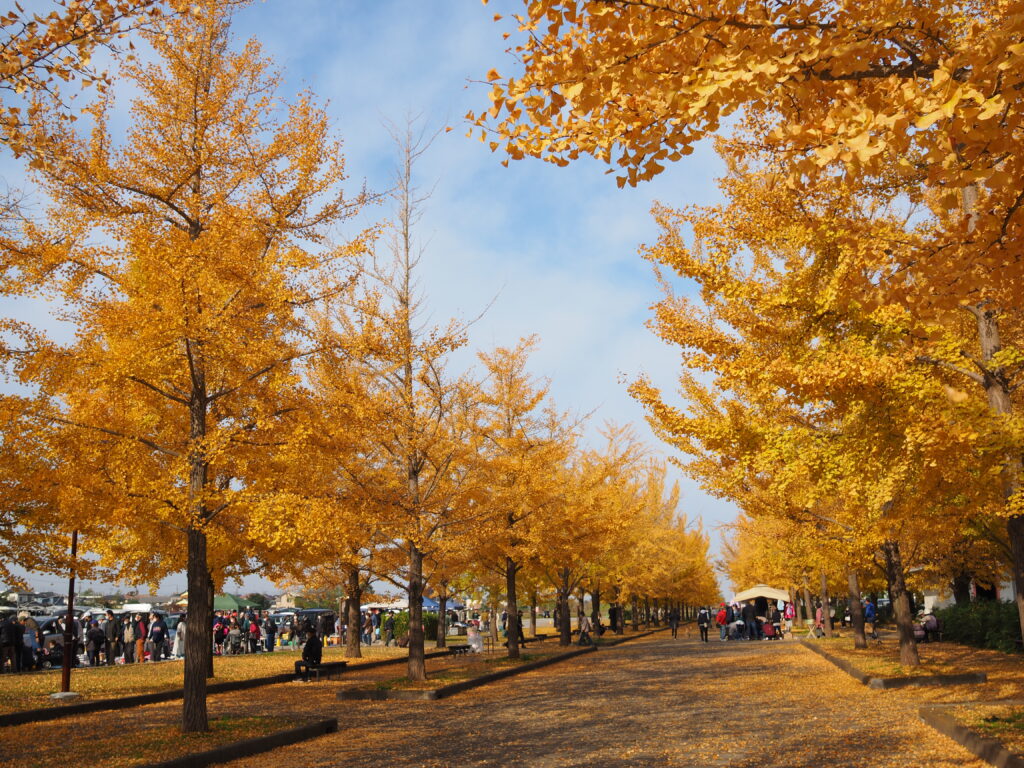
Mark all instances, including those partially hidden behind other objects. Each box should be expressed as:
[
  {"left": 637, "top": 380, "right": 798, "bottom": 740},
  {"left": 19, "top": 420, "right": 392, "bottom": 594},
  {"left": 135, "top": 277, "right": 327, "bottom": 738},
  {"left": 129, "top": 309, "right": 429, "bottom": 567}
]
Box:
[{"left": 294, "top": 622, "right": 322, "bottom": 682}]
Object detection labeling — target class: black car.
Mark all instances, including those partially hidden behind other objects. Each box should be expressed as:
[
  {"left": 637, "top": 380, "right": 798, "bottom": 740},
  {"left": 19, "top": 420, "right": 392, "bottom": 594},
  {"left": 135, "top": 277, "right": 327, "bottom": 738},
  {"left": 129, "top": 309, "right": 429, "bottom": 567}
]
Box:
[{"left": 37, "top": 616, "right": 85, "bottom": 656}]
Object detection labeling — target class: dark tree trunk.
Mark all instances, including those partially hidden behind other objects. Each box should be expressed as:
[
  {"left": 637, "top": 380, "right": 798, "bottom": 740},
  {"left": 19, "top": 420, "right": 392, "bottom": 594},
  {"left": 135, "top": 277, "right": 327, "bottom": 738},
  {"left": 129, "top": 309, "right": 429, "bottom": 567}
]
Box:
[
  {"left": 558, "top": 569, "right": 572, "bottom": 645},
  {"left": 436, "top": 584, "right": 448, "bottom": 649},
  {"left": 952, "top": 572, "right": 972, "bottom": 605},
  {"left": 182, "top": 381, "right": 210, "bottom": 734},
  {"left": 802, "top": 584, "right": 814, "bottom": 633},
  {"left": 848, "top": 570, "right": 866, "bottom": 649},
  {"left": 529, "top": 591, "right": 537, "bottom": 638},
  {"left": 881, "top": 540, "right": 920, "bottom": 666},
  {"left": 183, "top": 528, "right": 210, "bottom": 733},
  {"left": 652, "top": 597, "right": 660, "bottom": 626},
  {"left": 407, "top": 543, "right": 426, "bottom": 681},
  {"left": 489, "top": 600, "right": 499, "bottom": 643},
  {"left": 819, "top": 572, "right": 833, "bottom": 639},
  {"left": 644, "top": 596, "right": 650, "bottom": 627},
  {"left": 631, "top": 595, "right": 639, "bottom": 631},
  {"left": 505, "top": 557, "right": 520, "bottom": 659},
  {"left": 345, "top": 566, "right": 362, "bottom": 658},
  {"left": 590, "top": 587, "right": 601, "bottom": 628}
]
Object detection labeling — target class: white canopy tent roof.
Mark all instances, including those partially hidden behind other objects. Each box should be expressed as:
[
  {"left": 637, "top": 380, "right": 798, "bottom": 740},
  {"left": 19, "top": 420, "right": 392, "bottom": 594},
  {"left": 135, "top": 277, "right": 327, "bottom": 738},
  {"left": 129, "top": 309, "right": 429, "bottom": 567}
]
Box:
[{"left": 732, "top": 585, "right": 791, "bottom": 603}]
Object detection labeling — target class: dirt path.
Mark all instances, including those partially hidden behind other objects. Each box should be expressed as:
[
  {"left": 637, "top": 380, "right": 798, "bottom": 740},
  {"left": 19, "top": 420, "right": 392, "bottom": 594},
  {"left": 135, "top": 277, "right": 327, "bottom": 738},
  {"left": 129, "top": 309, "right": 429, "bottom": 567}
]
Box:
[
  {"left": 226, "top": 634, "right": 987, "bottom": 767},
  {"left": 0, "top": 634, "right": 991, "bottom": 767}
]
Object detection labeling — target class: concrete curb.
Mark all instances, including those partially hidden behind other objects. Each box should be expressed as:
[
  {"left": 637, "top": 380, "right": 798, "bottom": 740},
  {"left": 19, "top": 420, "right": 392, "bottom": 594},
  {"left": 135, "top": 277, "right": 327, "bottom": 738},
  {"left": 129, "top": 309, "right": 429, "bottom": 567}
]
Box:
[
  {"left": 145, "top": 718, "right": 338, "bottom": 768},
  {"left": 919, "top": 706, "right": 1024, "bottom": 768},
  {"left": 338, "top": 646, "right": 598, "bottom": 701},
  {"left": 800, "top": 640, "right": 987, "bottom": 689}
]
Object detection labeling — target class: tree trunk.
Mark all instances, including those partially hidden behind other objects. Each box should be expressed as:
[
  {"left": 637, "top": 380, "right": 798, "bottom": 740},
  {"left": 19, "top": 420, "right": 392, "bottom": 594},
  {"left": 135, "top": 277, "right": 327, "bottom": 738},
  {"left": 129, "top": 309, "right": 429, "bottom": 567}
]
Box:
[
  {"left": 631, "top": 595, "right": 639, "bottom": 631},
  {"left": 819, "top": 572, "right": 833, "bottom": 639},
  {"left": 957, "top": 187, "right": 1024, "bottom": 648},
  {"left": 183, "top": 528, "right": 210, "bottom": 733},
  {"left": 644, "top": 596, "right": 650, "bottom": 627},
  {"left": 557, "top": 571, "right": 572, "bottom": 645},
  {"left": 489, "top": 600, "right": 499, "bottom": 644},
  {"left": 590, "top": 586, "right": 601, "bottom": 628},
  {"left": 529, "top": 591, "right": 537, "bottom": 638},
  {"left": 652, "top": 597, "right": 660, "bottom": 626},
  {"left": 801, "top": 584, "right": 813, "bottom": 633},
  {"left": 505, "top": 557, "right": 520, "bottom": 659},
  {"left": 952, "top": 572, "right": 972, "bottom": 605},
  {"left": 881, "top": 540, "right": 920, "bottom": 666},
  {"left": 848, "top": 570, "right": 866, "bottom": 649},
  {"left": 345, "top": 566, "right": 362, "bottom": 658},
  {"left": 407, "top": 543, "right": 426, "bottom": 681},
  {"left": 612, "top": 586, "right": 623, "bottom": 634},
  {"left": 436, "top": 583, "right": 448, "bottom": 649},
  {"left": 182, "top": 382, "right": 210, "bottom": 734}
]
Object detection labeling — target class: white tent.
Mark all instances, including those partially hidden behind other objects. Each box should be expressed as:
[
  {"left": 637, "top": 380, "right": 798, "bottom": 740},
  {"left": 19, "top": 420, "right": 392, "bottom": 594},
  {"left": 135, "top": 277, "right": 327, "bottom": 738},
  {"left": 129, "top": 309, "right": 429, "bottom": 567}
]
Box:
[{"left": 733, "top": 585, "right": 790, "bottom": 603}]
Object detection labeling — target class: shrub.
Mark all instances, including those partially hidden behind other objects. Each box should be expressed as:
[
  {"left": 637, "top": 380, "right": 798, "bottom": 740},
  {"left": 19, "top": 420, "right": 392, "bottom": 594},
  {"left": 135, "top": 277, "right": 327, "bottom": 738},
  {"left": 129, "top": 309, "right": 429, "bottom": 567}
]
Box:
[
  {"left": 935, "top": 601, "right": 1022, "bottom": 653},
  {"left": 389, "top": 610, "right": 438, "bottom": 641}
]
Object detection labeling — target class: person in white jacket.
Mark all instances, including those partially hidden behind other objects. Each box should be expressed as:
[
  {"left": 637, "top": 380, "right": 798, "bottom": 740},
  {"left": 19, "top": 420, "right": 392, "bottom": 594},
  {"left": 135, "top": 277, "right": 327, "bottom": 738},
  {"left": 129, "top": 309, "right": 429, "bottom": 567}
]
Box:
[{"left": 171, "top": 616, "right": 186, "bottom": 658}]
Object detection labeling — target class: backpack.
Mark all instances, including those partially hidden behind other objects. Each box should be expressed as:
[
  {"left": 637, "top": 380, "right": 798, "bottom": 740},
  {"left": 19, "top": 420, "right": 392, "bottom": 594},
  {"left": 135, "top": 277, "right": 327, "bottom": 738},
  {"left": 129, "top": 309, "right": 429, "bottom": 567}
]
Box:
[{"left": 697, "top": 608, "right": 710, "bottom": 626}]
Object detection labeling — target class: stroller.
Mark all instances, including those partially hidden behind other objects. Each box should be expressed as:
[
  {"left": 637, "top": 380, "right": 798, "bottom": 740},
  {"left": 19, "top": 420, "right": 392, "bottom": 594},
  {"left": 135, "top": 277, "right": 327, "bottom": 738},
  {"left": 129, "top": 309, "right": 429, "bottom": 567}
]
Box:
[{"left": 728, "top": 619, "right": 745, "bottom": 640}]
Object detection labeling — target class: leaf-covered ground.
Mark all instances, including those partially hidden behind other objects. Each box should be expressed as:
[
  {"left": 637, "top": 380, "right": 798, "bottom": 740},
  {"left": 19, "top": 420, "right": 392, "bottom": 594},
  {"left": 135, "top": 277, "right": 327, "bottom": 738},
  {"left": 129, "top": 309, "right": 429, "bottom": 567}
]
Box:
[
  {"left": 0, "top": 631, "right": 996, "bottom": 767},
  {"left": 951, "top": 702, "right": 1024, "bottom": 755},
  {"left": 0, "top": 643, "right": 411, "bottom": 713}
]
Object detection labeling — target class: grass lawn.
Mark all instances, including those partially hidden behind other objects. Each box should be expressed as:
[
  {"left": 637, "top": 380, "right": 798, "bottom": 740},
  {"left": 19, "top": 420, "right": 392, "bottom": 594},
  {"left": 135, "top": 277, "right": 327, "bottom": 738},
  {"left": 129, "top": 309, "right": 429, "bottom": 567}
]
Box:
[
  {"left": 9, "top": 713, "right": 299, "bottom": 768},
  {"left": 0, "top": 643, "right": 417, "bottom": 714},
  {"left": 952, "top": 703, "right": 1024, "bottom": 755},
  {"left": 812, "top": 637, "right": 969, "bottom": 678}
]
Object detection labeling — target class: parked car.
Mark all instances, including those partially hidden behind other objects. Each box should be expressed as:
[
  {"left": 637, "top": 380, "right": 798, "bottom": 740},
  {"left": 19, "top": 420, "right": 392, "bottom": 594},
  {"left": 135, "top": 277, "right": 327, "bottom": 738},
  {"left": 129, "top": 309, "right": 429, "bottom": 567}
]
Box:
[{"left": 37, "top": 615, "right": 85, "bottom": 655}]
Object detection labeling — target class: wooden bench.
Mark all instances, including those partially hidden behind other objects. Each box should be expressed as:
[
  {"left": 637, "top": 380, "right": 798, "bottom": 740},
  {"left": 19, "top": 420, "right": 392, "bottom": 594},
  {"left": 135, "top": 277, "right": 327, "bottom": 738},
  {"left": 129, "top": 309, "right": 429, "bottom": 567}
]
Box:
[{"left": 308, "top": 660, "right": 349, "bottom": 682}]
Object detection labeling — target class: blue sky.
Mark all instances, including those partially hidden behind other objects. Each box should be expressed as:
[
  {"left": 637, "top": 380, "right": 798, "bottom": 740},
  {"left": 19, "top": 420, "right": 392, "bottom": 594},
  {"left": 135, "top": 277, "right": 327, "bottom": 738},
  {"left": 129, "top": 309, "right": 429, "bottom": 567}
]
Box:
[{"left": 7, "top": 0, "right": 738, "bottom": 595}]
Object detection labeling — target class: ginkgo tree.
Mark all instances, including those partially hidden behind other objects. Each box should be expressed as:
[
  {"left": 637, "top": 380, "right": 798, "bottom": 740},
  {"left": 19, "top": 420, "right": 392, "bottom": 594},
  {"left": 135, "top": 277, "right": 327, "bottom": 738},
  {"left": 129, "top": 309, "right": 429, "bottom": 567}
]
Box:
[
  {"left": 479, "top": 0, "right": 1024, "bottom": 640},
  {"left": 5, "top": 3, "right": 371, "bottom": 731},
  {"left": 629, "top": 164, "right": 1006, "bottom": 663}
]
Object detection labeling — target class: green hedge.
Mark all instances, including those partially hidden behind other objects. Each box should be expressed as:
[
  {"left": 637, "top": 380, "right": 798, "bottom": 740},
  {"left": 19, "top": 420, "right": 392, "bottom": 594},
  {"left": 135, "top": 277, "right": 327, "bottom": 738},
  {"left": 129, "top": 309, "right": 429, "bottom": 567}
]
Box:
[
  {"left": 935, "top": 601, "right": 1022, "bottom": 653},
  {"left": 390, "top": 610, "right": 438, "bottom": 641}
]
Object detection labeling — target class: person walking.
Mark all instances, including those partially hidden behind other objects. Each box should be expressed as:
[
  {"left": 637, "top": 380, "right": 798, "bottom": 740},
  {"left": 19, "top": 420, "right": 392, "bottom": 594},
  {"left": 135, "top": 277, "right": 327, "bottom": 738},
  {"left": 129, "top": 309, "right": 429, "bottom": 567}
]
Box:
[
  {"left": 783, "top": 601, "right": 796, "bottom": 637},
  {"left": 577, "top": 613, "right": 594, "bottom": 646},
  {"left": 383, "top": 613, "right": 395, "bottom": 647},
  {"left": 863, "top": 598, "right": 877, "bottom": 640},
  {"left": 696, "top": 606, "right": 711, "bottom": 642},
  {"left": 668, "top": 607, "right": 680, "bottom": 639}
]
